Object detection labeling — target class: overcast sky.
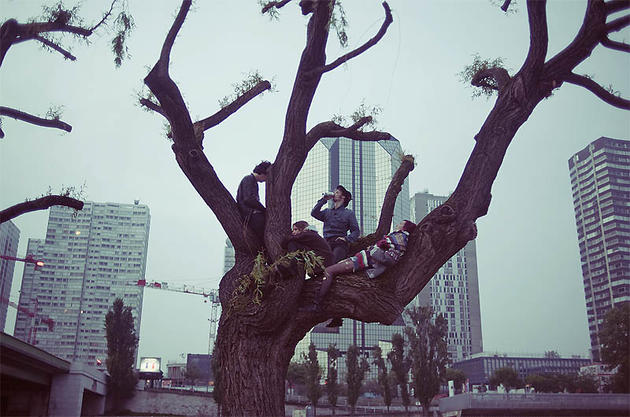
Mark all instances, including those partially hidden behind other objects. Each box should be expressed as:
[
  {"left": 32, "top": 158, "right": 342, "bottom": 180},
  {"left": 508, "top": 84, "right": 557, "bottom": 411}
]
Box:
[{"left": 1, "top": 0, "right": 628, "bottom": 366}]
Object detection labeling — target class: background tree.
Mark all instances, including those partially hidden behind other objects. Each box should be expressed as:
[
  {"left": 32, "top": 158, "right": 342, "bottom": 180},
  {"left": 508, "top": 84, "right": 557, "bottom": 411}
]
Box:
[
  {"left": 346, "top": 344, "right": 369, "bottom": 416},
  {"left": 600, "top": 304, "right": 630, "bottom": 393},
  {"left": 326, "top": 344, "right": 341, "bottom": 415},
  {"left": 286, "top": 361, "right": 307, "bottom": 395},
  {"left": 544, "top": 350, "right": 560, "bottom": 359},
  {"left": 489, "top": 367, "right": 522, "bottom": 393},
  {"left": 185, "top": 364, "right": 201, "bottom": 386},
  {"left": 372, "top": 345, "right": 393, "bottom": 413},
  {"left": 139, "top": 0, "right": 630, "bottom": 414},
  {"left": 388, "top": 333, "right": 411, "bottom": 413},
  {"left": 406, "top": 306, "right": 449, "bottom": 417},
  {"left": 105, "top": 298, "right": 138, "bottom": 412},
  {"left": 0, "top": 0, "right": 132, "bottom": 221},
  {"left": 574, "top": 374, "right": 599, "bottom": 393},
  {"left": 444, "top": 368, "right": 467, "bottom": 393},
  {"left": 303, "top": 343, "right": 322, "bottom": 415}
]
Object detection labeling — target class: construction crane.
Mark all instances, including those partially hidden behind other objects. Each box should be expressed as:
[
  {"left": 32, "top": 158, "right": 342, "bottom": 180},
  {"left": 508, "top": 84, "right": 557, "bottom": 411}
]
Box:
[
  {"left": 0, "top": 296, "right": 54, "bottom": 344},
  {"left": 135, "top": 279, "right": 221, "bottom": 354}
]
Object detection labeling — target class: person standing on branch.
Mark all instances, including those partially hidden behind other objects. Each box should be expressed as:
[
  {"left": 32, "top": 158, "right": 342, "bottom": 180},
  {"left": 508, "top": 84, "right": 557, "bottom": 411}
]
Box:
[
  {"left": 311, "top": 185, "right": 360, "bottom": 263},
  {"left": 236, "top": 161, "right": 271, "bottom": 241}
]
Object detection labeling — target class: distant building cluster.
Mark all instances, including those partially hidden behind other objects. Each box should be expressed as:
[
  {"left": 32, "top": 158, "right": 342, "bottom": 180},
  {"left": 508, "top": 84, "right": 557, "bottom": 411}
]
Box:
[{"left": 12, "top": 202, "right": 150, "bottom": 365}]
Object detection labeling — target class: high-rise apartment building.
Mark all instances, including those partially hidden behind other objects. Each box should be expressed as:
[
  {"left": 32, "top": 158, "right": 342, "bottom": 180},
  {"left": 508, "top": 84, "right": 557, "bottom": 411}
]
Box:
[
  {"left": 291, "top": 137, "right": 410, "bottom": 371},
  {"left": 14, "top": 202, "right": 150, "bottom": 365},
  {"left": 0, "top": 220, "right": 20, "bottom": 331},
  {"left": 410, "top": 192, "right": 483, "bottom": 361},
  {"left": 223, "top": 238, "right": 235, "bottom": 275},
  {"left": 568, "top": 137, "right": 630, "bottom": 362}
]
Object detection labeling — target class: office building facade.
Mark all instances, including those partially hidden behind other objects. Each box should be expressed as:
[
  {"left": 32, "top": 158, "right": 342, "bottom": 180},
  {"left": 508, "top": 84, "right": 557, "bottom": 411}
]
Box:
[
  {"left": 568, "top": 137, "right": 630, "bottom": 361},
  {"left": 410, "top": 192, "right": 483, "bottom": 361},
  {"left": 14, "top": 202, "right": 150, "bottom": 365},
  {"left": 452, "top": 353, "right": 591, "bottom": 385},
  {"left": 0, "top": 220, "right": 20, "bottom": 331},
  {"left": 291, "top": 137, "right": 410, "bottom": 376}
]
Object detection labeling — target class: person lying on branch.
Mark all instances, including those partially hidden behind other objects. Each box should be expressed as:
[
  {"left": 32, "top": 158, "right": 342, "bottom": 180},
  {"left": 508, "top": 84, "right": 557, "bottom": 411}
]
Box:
[{"left": 302, "top": 220, "right": 417, "bottom": 321}]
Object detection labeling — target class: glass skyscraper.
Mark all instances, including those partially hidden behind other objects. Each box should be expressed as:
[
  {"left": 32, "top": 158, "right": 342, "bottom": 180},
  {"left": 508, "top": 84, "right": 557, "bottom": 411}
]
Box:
[
  {"left": 14, "top": 202, "right": 150, "bottom": 365},
  {"left": 410, "top": 192, "right": 483, "bottom": 361},
  {"left": 568, "top": 137, "right": 630, "bottom": 362},
  {"left": 0, "top": 220, "right": 20, "bottom": 332},
  {"left": 291, "top": 137, "right": 410, "bottom": 378}
]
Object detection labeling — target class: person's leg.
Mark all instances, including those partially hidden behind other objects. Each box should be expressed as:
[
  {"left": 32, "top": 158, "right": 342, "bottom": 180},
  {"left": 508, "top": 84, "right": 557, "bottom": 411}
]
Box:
[
  {"left": 329, "top": 239, "right": 350, "bottom": 263},
  {"left": 303, "top": 259, "right": 354, "bottom": 313},
  {"left": 249, "top": 213, "right": 265, "bottom": 241}
]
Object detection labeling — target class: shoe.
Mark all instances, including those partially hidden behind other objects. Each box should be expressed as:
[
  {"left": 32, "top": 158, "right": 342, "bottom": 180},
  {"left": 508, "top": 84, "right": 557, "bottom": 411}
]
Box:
[{"left": 326, "top": 318, "right": 343, "bottom": 328}]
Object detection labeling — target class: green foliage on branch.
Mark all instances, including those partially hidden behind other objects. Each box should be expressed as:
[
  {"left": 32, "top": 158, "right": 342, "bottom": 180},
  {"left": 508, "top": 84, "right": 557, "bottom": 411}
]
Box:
[{"left": 460, "top": 53, "right": 507, "bottom": 98}]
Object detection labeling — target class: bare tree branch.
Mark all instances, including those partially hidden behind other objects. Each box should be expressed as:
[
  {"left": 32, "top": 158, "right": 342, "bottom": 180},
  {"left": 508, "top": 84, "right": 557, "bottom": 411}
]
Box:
[
  {"left": 605, "top": 0, "right": 630, "bottom": 16},
  {"left": 139, "top": 97, "right": 165, "bottom": 117},
  {"left": 33, "top": 35, "right": 76, "bottom": 60},
  {"left": 89, "top": 0, "right": 118, "bottom": 32},
  {"left": 158, "top": 0, "right": 191, "bottom": 69},
  {"left": 195, "top": 80, "right": 271, "bottom": 134},
  {"left": 471, "top": 67, "right": 511, "bottom": 92},
  {"left": 261, "top": 0, "right": 293, "bottom": 14},
  {"left": 0, "top": 196, "right": 84, "bottom": 224},
  {"left": 309, "top": 2, "right": 393, "bottom": 76},
  {"left": 500, "top": 0, "right": 513, "bottom": 12},
  {"left": 606, "top": 13, "right": 630, "bottom": 33},
  {"left": 601, "top": 35, "right": 630, "bottom": 52},
  {"left": 0, "top": 106, "right": 72, "bottom": 134},
  {"left": 522, "top": 0, "right": 549, "bottom": 75},
  {"left": 565, "top": 73, "right": 630, "bottom": 110},
  {"left": 305, "top": 117, "right": 391, "bottom": 149},
  {"left": 350, "top": 155, "right": 416, "bottom": 253}
]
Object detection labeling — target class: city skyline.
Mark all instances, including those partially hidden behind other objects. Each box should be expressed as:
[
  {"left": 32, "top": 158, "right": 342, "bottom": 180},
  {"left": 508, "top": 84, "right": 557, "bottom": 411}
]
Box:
[{"left": 2, "top": 1, "right": 628, "bottom": 364}]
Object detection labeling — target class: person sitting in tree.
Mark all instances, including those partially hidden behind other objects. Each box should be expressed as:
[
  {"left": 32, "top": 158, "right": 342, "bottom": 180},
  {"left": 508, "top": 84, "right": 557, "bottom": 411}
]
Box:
[
  {"left": 303, "top": 220, "right": 417, "bottom": 324},
  {"left": 281, "top": 221, "right": 334, "bottom": 268}
]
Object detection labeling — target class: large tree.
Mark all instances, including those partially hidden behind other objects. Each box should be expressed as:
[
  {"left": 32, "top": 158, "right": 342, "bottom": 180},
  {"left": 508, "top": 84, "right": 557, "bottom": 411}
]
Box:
[
  {"left": 0, "top": 1, "right": 132, "bottom": 222},
  {"left": 105, "top": 298, "right": 139, "bottom": 412},
  {"left": 139, "top": 0, "right": 630, "bottom": 415},
  {"left": 406, "top": 306, "right": 449, "bottom": 417}
]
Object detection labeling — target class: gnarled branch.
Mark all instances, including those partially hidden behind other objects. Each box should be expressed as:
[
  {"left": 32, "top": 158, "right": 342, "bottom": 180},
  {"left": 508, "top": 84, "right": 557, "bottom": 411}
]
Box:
[
  {"left": 601, "top": 36, "right": 630, "bottom": 52},
  {"left": 350, "top": 155, "right": 415, "bottom": 253},
  {"left": 195, "top": 80, "right": 271, "bottom": 135},
  {"left": 0, "top": 106, "right": 72, "bottom": 135},
  {"left": 605, "top": 0, "right": 630, "bottom": 16},
  {"left": 305, "top": 117, "right": 391, "bottom": 149},
  {"left": 564, "top": 73, "right": 630, "bottom": 110},
  {"left": 308, "top": 2, "right": 393, "bottom": 77},
  {"left": 1, "top": 196, "right": 84, "bottom": 224},
  {"left": 471, "top": 67, "right": 511, "bottom": 93}
]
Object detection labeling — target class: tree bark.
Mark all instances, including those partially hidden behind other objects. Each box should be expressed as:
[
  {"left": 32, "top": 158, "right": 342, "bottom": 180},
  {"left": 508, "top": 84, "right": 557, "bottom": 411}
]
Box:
[{"left": 0, "top": 195, "right": 83, "bottom": 224}]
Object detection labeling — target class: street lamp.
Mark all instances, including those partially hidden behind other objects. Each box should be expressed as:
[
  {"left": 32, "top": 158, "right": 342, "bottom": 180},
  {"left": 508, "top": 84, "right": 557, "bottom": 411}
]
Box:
[{"left": 0, "top": 254, "right": 45, "bottom": 269}]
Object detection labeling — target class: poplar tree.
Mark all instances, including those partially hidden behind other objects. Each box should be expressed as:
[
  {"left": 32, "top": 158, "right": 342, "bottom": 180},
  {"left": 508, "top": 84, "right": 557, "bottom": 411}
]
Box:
[
  {"left": 346, "top": 344, "right": 369, "bottom": 415},
  {"left": 105, "top": 298, "right": 138, "bottom": 411}
]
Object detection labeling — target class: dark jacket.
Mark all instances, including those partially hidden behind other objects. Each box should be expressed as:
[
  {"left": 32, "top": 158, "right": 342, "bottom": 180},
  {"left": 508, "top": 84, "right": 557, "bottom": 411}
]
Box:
[
  {"left": 281, "top": 229, "right": 334, "bottom": 267},
  {"left": 311, "top": 198, "right": 360, "bottom": 242},
  {"left": 236, "top": 174, "right": 264, "bottom": 218}
]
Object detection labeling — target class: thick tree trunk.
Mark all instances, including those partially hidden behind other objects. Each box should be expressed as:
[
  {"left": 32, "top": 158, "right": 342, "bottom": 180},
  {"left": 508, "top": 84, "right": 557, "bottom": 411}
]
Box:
[{"left": 215, "top": 324, "right": 290, "bottom": 417}]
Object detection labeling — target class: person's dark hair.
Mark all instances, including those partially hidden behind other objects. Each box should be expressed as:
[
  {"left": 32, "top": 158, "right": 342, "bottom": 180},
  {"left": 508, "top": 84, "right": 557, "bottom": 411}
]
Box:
[
  {"left": 293, "top": 221, "right": 309, "bottom": 231},
  {"left": 401, "top": 220, "right": 416, "bottom": 234},
  {"left": 336, "top": 185, "right": 352, "bottom": 207},
  {"left": 253, "top": 161, "right": 271, "bottom": 175}
]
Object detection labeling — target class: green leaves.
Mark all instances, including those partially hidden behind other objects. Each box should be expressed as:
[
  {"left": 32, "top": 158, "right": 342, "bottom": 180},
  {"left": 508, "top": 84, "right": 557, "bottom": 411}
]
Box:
[{"left": 460, "top": 53, "right": 507, "bottom": 98}]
